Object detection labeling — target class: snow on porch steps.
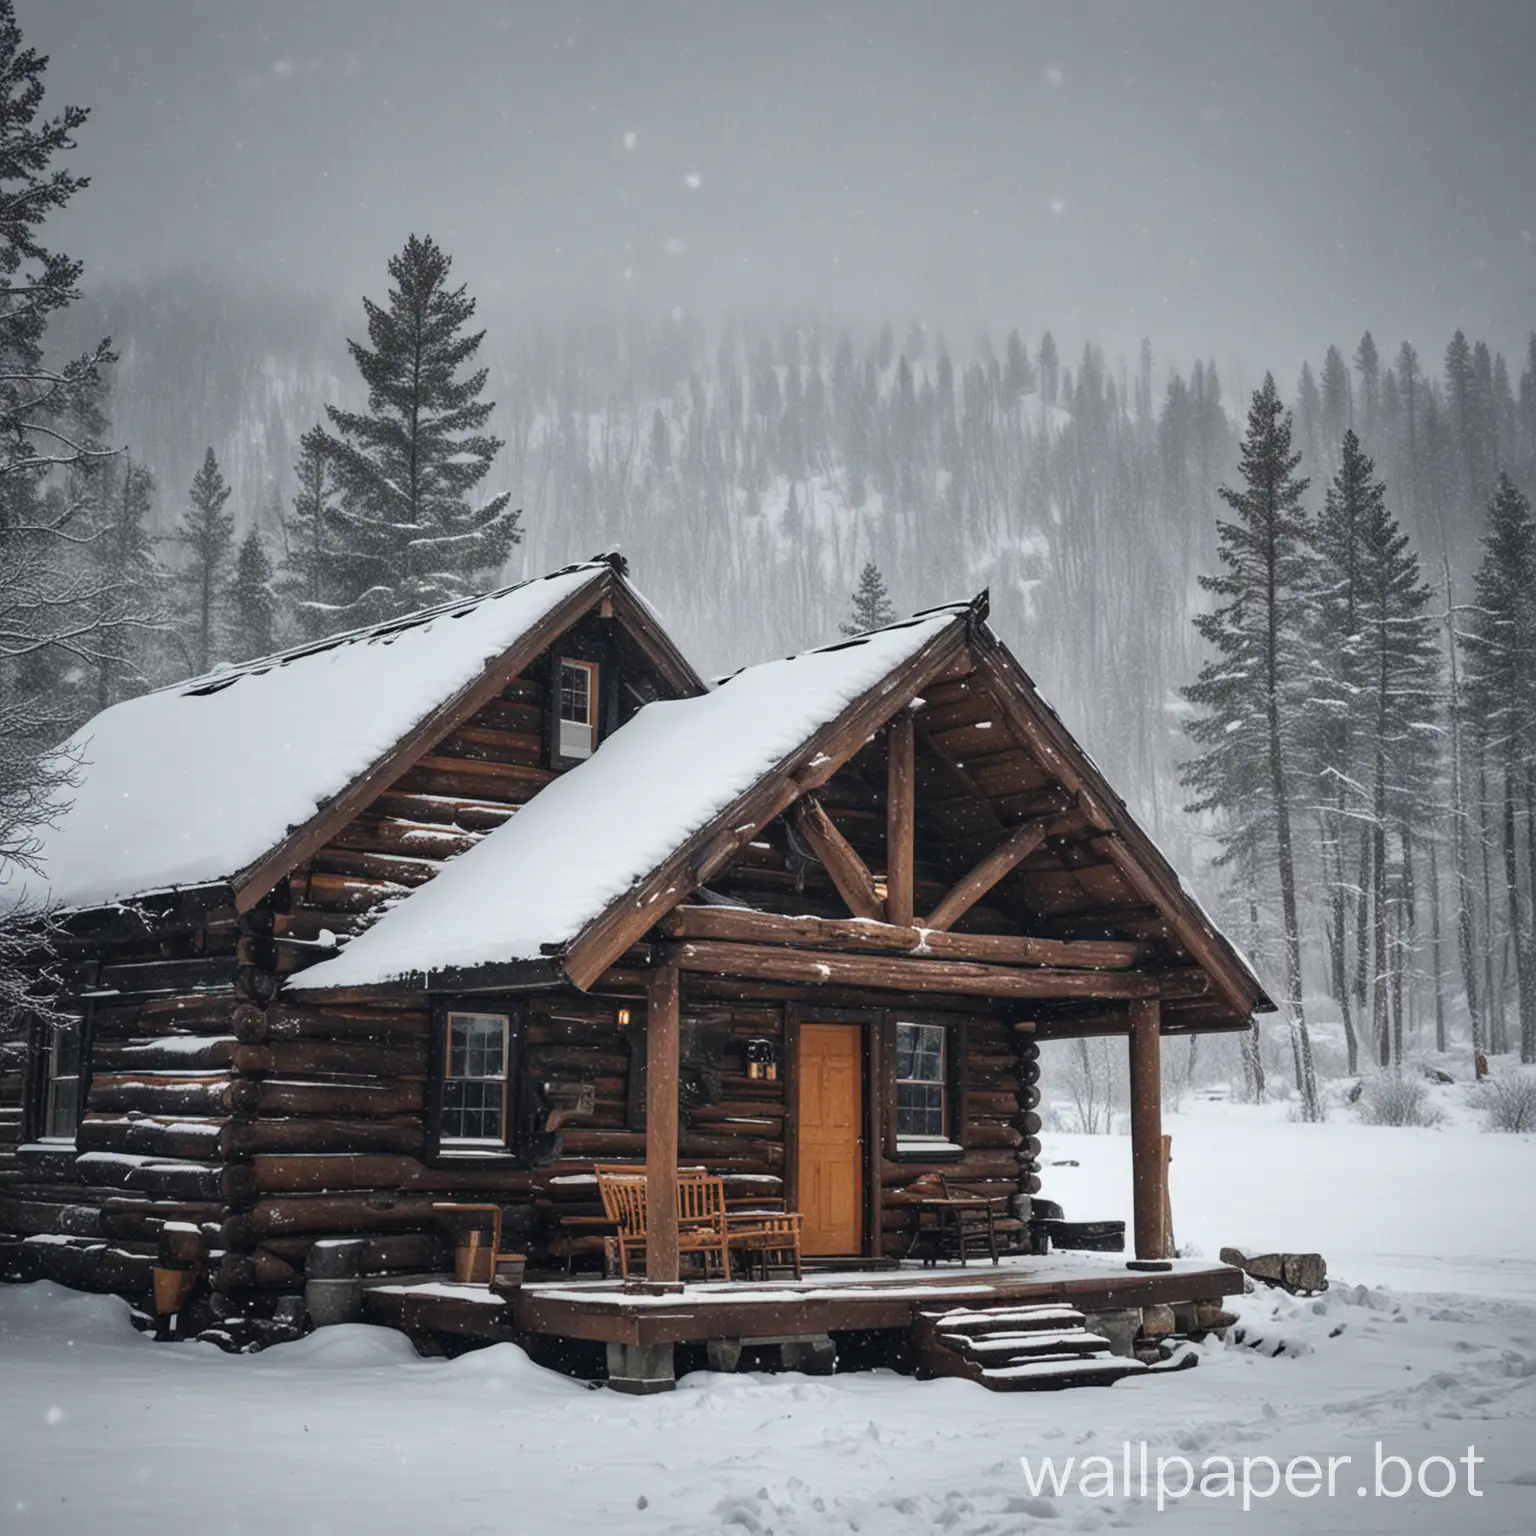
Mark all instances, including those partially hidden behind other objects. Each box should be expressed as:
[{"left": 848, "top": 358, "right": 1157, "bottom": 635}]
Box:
[{"left": 912, "top": 1301, "right": 1151, "bottom": 1392}]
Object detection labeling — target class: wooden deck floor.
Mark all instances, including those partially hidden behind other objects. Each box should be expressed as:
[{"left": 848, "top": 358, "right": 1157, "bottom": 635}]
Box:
[{"left": 362, "top": 1254, "right": 1243, "bottom": 1349}]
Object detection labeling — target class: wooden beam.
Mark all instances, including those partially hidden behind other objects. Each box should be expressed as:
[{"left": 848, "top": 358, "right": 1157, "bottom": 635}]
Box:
[
  {"left": 965, "top": 626, "right": 1273, "bottom": 1018},
  {"left": 924, "top": 815, "right": 1054, "bottom": 933},
  {"left": 914, "top": 722, "right": 1004, "bottom": 832},
  {"left": 657, "top": 904, "right": 1155, "bottom": 970},
  {"left": 645, "top": 965, "right": 681, "bottom": 1285},
  {"left": 1128, "top": 997, "right": 1166, "bottom": 1260},
  {"left": 560, "top": 614, "right": 971, "bottom": 989},
  {"left": 886, "top": 712, "right": 916, "bottom": 928},
  {"left": 791, "top": 799, "right": 886, "bottom": 923},
  {"left": 658, "top": 939, "right": 1205, "bottom": 1002}
]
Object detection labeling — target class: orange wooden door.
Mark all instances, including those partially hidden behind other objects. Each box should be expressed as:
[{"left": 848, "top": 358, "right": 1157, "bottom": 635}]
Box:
[{"left": 797, "top": 1024, "right": 864, "bottom": 1255}]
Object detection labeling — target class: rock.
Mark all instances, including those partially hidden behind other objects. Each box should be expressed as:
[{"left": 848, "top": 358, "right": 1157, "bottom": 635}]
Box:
[
  {"left": 1082, "top": 1308, "right": 1141, "bottom": 1358},
  {"left": 1421, "top": 1066, "right": 1455, "bottom": 1085},
  {"left": 1140, "top": 1303, "right": 1177, "bottom": 1338},
  {"left": 1280, "top": 1253, "right": 1327, "bottom": 1294},
  {"left": 1221, "top": 1246, "right": 1327, "bottom": 1296}
]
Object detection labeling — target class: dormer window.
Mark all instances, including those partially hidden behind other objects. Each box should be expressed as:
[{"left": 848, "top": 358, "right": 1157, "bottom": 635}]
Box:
[{"left": 558, "top": 658, "right": 599, "bottom": 761}]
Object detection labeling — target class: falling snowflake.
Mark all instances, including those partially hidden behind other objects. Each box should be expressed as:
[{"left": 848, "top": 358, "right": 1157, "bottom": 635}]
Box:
[
  {"left": 1050, "top": 197, "right": 1066, "bottom": 215},
  {"left": 684, "top": 172, "right": 702, "bottom": 190},
  {"left": 665, "top": 237, "right": 685, "bottom": 255},
  {"left": 622, "top": 131, "right": 637, "bottom": 151},
  {"left": 1045, "top": 65, "right": 1064, "bottom": 85}
]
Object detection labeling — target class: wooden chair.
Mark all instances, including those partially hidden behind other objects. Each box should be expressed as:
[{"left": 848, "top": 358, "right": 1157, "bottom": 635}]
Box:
[
  {"left": 431, "top": 1202, "right": 511, "bottom": 1285},
  {"left": 594, "top": 1167, "right": 732, "bottom": 1281},
  {"left": 727, "top": 1210, "right": 804, "bottom": 1280},
  {"left": 906, "top": 1174, "right": 999, "bottom": 1267}
]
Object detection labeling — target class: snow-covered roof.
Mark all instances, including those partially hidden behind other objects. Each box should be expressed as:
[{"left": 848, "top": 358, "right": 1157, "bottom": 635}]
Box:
[
  {"left": 17, "top": 562, "right": 616, "bottom": 912},
  {"left": 290, "top": 611, "right": 962, "bottom": 991}
]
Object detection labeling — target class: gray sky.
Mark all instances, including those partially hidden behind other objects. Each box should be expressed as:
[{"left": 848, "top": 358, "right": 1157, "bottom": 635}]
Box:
[{"left": 25, "top": 0, "right": 1536, "bottom": 373}]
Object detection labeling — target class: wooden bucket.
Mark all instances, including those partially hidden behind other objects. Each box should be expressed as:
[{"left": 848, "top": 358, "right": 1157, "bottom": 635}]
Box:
[{"left": 452, "top": 1229, "right": 494, "bottom": 1285}]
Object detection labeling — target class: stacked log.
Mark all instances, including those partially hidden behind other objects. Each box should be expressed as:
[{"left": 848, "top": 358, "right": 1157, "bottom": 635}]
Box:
[
  {"left": 276, "top": 676, "right": 544, "bottom": 977},
  {"left": 1014, "top": 1028, "right": 1043, "bottom": 1231}
]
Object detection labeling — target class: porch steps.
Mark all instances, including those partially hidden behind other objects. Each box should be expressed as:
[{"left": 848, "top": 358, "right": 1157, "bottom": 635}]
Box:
[{"left": 912, "top": 1302, "right": 1149, "bottom": 1392}]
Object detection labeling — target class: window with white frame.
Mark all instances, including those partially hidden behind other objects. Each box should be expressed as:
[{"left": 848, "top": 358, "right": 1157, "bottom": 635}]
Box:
[
  {"left": 895, "top": 1021, "right": 947, "bottom": 1142},
  {"left": 558, "top": 658, "right": 599, "bottom": 760},
  {"left": 440, "top": 1011, "right": 511, "bottom": 1146},
  {"left": 40, "top": 1021, "right": 84, "bottom": 1142}
]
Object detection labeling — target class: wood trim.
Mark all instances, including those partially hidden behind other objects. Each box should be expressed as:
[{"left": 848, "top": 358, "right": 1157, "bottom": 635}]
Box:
[
  {"left": 949, "top": 1017, "right": 969, "bottom": 1150},
  {"left": 923, "top": 815, "right": 1056, "bottom": 932},
  {"left": 780, "top": 1003, "right": 886, "bottom": 1259},
  {"left": 658, "top": 939, "right": 1210, "bottom": 1002},
  {"left": 878, "top": 1016, "right": 898, "bottom": 1157},
  {"left": 658, "top": 905, "right": 1154, "bottom": 970},
  {"left": 865, "top": 1017, "right": 884, "bottom": 1257},
  {"left": 603, "top": 579, "right": 708, "bottom": 702},
  {"left": 885, "top": 713, "right": 915, "bottom": 928},
  {"left": 625, "top": 1003, "right": 648, "bottom": 1130},
  {"left": 426, "top": 999, "right": 524, "bottom": 1162},
  {"left": 792, "top": 798, "right": 886, "bottom": 922},
  {"left": 1031, "top": 1004, "right": 1253, "bottom": 1039},
  {"left": 552, "top": 656, "right": 600, "bottom": 764},
  {"left": 232, "top": 567, "right": 618, "bottom": 913},
  {"left": 965, "top": 626, "right": 1272, "bottom": 1017},
  {"left": 782, "top": 1010, "right": 802, "bottom": 1219},
  {"left": 559, "top": 612, "right": 973, "bottom": 989}
]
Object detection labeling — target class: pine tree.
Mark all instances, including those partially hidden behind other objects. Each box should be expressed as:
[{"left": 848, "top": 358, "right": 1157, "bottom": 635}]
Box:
[
  {"left": 91, "top": 454, "right": 163, "bottom": 707},
  {"left": 318, "top": 233, "right": 521, "bottom": 625},
  {"left": 841, "top": 561, "right": 896, "bottom": 635},
  {"left": 230, "top": 528, "right": 276, "bottom": 661},
  {"left": 0, "top": 0, "right": 119, "bottom": 1041},
  {"left": 1309, "top": 429, "right": 1374, "bottom": 1072},
  {"left": 170, "top": 447, "right": 235, "bottom": 674},
  {"left": 1442, "top": 560, "right": 1484, "bottom": 1051},
  {"left": 1463, "top": 474, "right": 1536, "bottom": 1061},
  {"left": 1182, "top": 375, "right": 1320, "bottom": 1117},
  {"left": 1354, "top": 331, "right": 1380, "bottom": 444},
  {"left": 1037, "top": 331, "right": 1059, "bottom": 407},
  {"left": 1349, "top": 434, "right": 1441, "bottom": 1065},
  {"left": 1320, "top": 344, "right": 1353, "bottom": 466},
  {"left": 277, "top": 427, "right": 346, "bottom": 640}
]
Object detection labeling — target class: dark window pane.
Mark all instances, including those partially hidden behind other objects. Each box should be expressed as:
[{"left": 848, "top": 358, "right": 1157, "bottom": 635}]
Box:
[
  {"left": 560, "top": 661, "right": 591, "bottom": 724},
  {"left": 442, "top": 1014, "right": 510, "bottom": 1142}
]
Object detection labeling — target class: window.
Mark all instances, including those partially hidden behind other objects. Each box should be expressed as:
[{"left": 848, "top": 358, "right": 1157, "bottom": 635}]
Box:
[
  {"left": 40, "top": 1021, "right": 84, "bottom": 1142},
  {"left": 440, "top": 1011, "right": 511, "bottom": 1147},
  {"left": 895, "top": 1021, "right": 947, "bottom": 1141},
  {"left": 558, "top": 658, "right": 599, "bottom": 760}
]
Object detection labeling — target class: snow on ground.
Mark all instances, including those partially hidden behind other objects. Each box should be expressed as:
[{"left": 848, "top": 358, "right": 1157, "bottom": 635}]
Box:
[
  {"left": 1045, "top": 1092, "right": 1536, "bottom": 1302},
  {"left": 2, "top": 1100, "right": 1534, "bottom": 1535}
]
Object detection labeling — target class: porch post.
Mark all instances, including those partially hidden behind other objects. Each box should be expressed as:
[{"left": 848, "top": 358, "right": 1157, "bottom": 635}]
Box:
[
  {"left": 886, "top": 712, "right": 915, "bottom": 928},
  {"left": 1128, "top": 997, "right": 1167, "bottom": 1260},
  {"left": 644, "top": 964, "right": 681, "bottom": 1285}
]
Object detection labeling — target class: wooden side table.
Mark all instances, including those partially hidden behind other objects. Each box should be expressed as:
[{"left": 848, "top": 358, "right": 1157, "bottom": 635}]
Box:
[{"left": 909, "top": 1194, "right": 999, "bottom": 1267}]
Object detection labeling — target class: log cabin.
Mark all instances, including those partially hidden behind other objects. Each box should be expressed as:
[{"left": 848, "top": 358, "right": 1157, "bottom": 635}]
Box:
[{"left": 1, "top": 562, "right": 1274, "bottom": 1391}]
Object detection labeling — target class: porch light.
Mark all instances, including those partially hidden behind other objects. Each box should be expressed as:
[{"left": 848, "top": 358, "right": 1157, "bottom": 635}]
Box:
[{"left": 745, "top": 1038, "right": 779, "bottom": 1081}]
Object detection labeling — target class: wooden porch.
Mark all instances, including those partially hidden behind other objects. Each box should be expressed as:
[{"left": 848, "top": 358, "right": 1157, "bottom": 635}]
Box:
[{"left": 360, "top": 1253, "right": 1244, "bottom": 1392}]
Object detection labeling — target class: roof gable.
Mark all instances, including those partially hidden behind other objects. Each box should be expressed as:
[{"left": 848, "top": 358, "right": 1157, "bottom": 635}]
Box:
[
  {"left": 22, "top": 559, "right": 701, "bottom": 914},
  {"left": 289, "top": 606, "right": 971, "bottom": 992},
  {"left": 289, "top": 596, "right": 1271, "bottom": 1028}
]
